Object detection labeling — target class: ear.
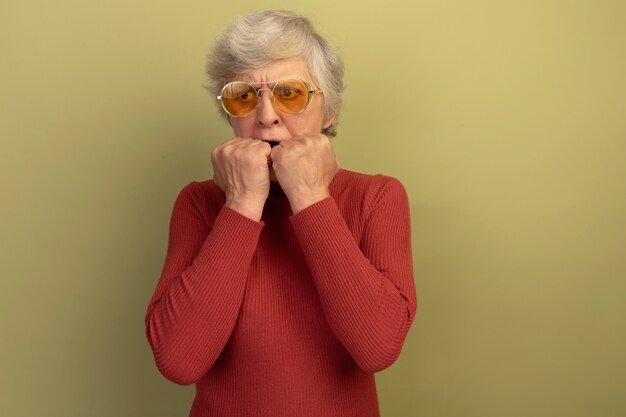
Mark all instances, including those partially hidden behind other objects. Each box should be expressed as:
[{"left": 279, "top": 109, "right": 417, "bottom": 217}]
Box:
[{"left": 322, "top": 113, "right": 336, "bottom": 130}]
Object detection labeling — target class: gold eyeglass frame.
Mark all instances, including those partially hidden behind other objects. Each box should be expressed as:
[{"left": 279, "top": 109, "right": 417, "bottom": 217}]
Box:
[{"left": 216, "top": 77, "right": 323, "bottom": 117}]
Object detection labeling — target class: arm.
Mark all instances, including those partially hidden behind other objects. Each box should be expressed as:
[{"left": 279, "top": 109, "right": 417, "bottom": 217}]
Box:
[
  {"left": 144, "top": 182, "right": 264, "bottom": 385},
  {"left": 289, "top": 177, "right": 417, "bottom": 373}
]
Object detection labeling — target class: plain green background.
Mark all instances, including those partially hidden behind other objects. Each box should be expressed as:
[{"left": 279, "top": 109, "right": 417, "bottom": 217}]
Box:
[{"left": 1, "top": 0, "right": 625, "bottom": 416}]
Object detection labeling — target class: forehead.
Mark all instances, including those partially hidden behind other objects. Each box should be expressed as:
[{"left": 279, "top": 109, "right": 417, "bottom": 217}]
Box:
[{"left": 237, "top": 57, "right": 313, "bottom": 83}]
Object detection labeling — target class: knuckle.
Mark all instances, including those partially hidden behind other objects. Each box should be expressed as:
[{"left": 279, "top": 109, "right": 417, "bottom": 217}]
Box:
[{"left": 231, "top": 146, "right": 243, "bottom": 157}]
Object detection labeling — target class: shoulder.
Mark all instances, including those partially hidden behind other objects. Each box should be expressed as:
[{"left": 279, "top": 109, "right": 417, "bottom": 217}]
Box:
[
  {"left": 181, "top": 179, "right": 224, "bottom": 200},
  {"left": 330, "top": 169, "right": 409, "bottom": 218},
  {"left": 333, "top": 168, "right": 407, "bottom": 189},
  {"left": 171, "top": 179, "right": 225, "bottom": 225}
]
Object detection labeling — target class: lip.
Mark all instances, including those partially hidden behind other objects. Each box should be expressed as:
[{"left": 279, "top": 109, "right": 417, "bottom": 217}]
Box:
[{"left": 258, "top": 138, "right": 284, "bottom": 148}]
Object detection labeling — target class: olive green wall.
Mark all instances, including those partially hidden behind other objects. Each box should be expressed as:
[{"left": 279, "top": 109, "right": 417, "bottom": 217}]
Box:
[{"left": 1, "top": 0, "right": 625, "bottom": 416}]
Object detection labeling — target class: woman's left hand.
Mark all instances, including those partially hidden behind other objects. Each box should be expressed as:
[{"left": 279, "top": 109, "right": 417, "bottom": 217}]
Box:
[{"left": 270, "top": 134, "right": 339, "bottom": 214}]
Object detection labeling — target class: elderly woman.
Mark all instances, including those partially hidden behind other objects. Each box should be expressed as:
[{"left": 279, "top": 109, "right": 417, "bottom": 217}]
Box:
[{"left": 145, "top": 10, "right": 417, "bottom": 417}]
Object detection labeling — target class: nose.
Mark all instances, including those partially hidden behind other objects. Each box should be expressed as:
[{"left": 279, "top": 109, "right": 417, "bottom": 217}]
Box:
[{"left": 256, "top": 89, "right": 281, "bottom": 127}]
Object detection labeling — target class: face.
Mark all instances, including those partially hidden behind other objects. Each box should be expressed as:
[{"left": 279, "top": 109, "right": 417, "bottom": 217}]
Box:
[{"left": 227, "top": 57, "right": 334, "bottom": 143}]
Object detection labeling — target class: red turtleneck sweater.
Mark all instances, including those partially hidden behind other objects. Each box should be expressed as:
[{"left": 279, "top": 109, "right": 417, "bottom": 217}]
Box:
[{"left": 144, "top": 169, "right": 417, "bottom": 417}]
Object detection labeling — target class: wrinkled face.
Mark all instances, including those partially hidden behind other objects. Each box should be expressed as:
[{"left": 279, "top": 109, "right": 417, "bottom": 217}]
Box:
[{"left": 227, "top": 57, "right": 334, "bottom": 143}]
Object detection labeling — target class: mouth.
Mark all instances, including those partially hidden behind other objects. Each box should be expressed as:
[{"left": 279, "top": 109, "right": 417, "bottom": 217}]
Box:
[{"left": 258, "top": 138, "right": 283, "bottom": 148}]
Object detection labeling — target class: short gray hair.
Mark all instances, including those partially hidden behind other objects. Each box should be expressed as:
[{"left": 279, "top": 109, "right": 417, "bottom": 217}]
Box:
[{"left": 205, "top": 10, "right": 346, "bottom": 137}]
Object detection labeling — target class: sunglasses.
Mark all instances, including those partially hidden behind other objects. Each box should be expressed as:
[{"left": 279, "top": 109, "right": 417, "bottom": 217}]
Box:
[{"left": 217, "top": 77, "right": 323, "bottom": 117}]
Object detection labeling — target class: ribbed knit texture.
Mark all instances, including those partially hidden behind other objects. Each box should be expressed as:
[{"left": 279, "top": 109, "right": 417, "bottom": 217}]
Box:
[{"left": 144, "top": 169, "right": 417, "bottom": 417}]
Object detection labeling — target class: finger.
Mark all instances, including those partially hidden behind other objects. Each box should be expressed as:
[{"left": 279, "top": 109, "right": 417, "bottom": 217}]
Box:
[
  {"left": 259, "top": 142, "right": 272, "bottom": 166},
  {"left": 269, "top": 145, "right": 283, "bottom": 159}
]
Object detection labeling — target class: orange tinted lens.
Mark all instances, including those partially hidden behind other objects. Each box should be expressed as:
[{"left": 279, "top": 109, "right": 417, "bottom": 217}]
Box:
[
  {"left": 273, "top": 79, "right": 310, "bottom": 113},
  {"left": 220, "top": 82, "right": 257, "bottom": 116}
]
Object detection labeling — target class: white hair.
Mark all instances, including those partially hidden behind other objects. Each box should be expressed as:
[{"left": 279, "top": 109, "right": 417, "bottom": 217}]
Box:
[{"left": 205, "top": 10, "right": 346, "bottom": 137}]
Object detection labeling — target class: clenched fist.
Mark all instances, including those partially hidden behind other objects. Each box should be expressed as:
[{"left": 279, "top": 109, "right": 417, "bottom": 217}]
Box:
[
  {"left": 270, "top": 134, "right": 339, "bottom": 214},
  {"left": 211, "top": 137, "right": 272, "bottom": 221}
]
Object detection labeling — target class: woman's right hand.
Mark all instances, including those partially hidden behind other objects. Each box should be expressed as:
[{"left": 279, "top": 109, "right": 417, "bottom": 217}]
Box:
[{"left": 211, "top": 137, "right": 272, "bottom": 221}]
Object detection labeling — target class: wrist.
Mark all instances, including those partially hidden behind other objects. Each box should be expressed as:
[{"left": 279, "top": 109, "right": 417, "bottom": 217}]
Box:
[
  {"left": 226, "top": 194, "right": 266, "bottom": 221},
  {"left": 287, "top": 189, "right": 329, "bottom": 215}
]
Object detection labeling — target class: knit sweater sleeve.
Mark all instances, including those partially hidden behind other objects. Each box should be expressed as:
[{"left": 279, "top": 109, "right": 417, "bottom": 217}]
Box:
[
  {"left": 289, "top": 176, "right": 417, "bottom": 373},
  {"left": 144, "top": 182, "right": 264, "bottom": 385}
]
